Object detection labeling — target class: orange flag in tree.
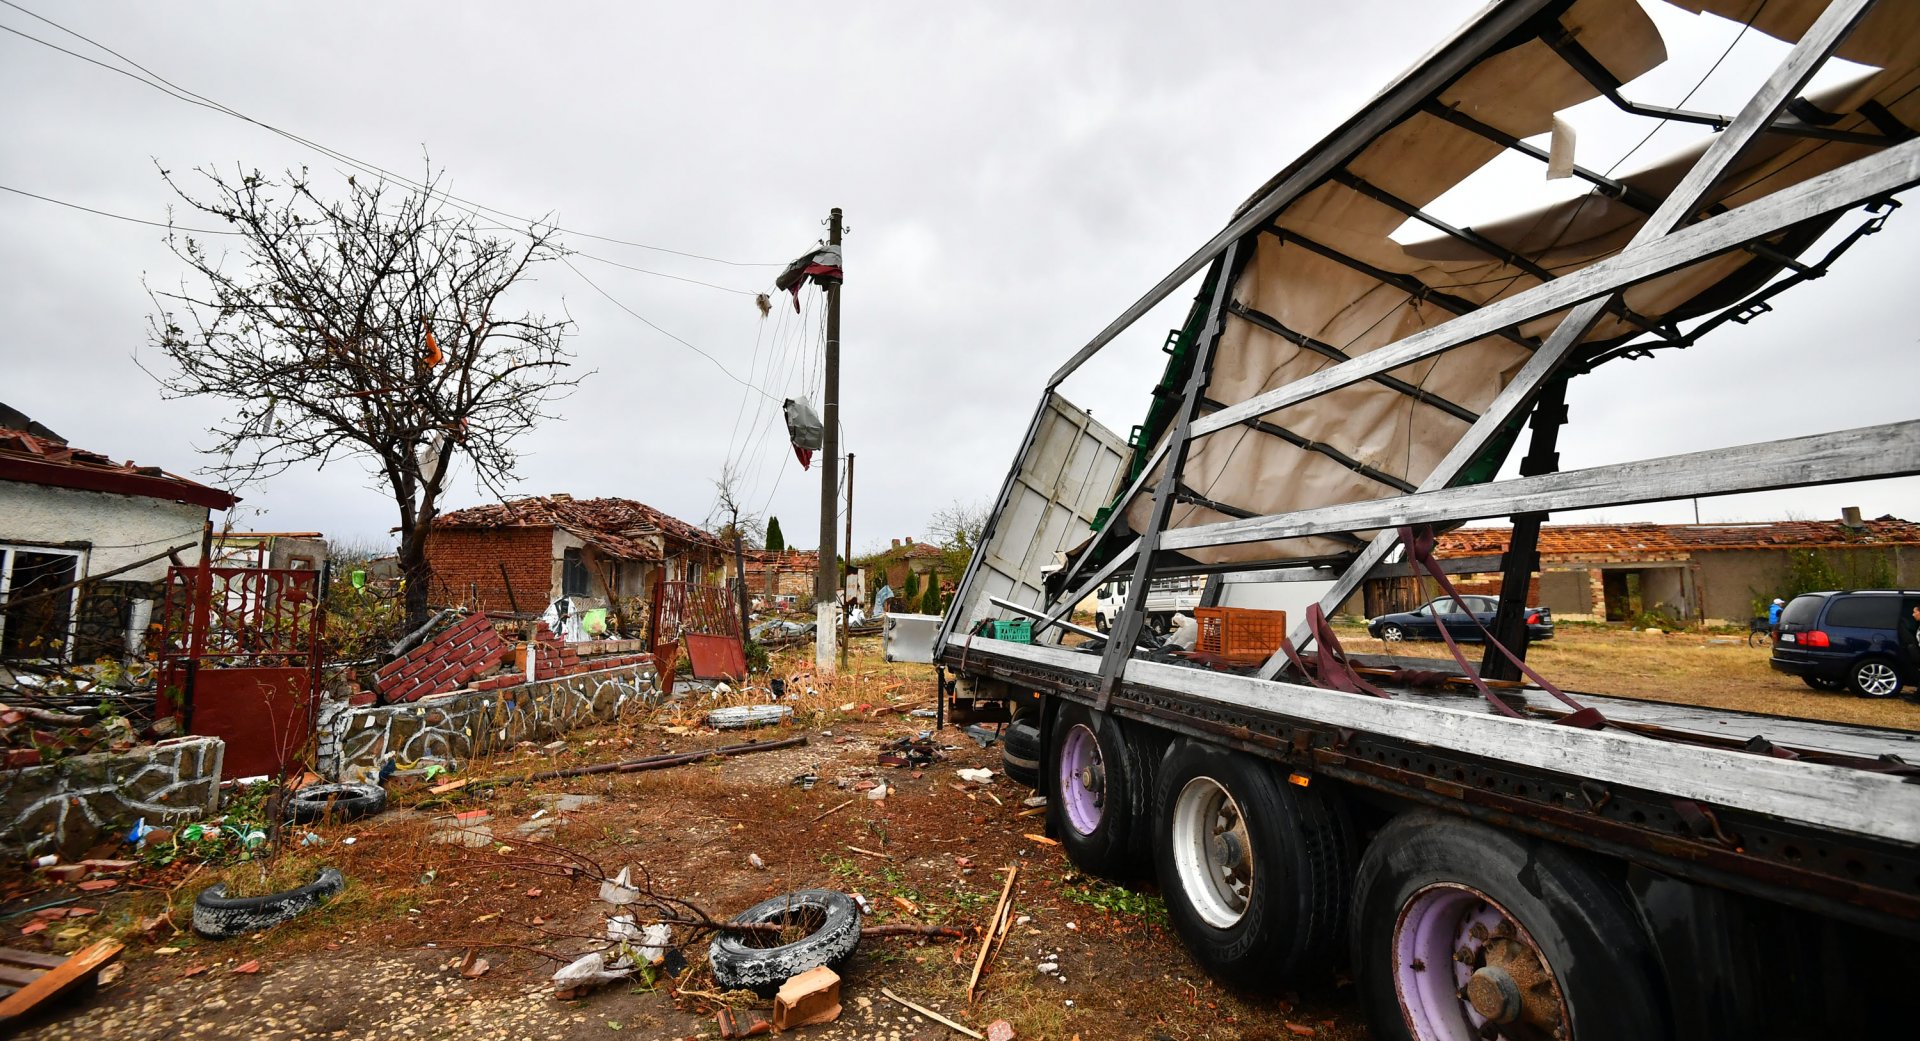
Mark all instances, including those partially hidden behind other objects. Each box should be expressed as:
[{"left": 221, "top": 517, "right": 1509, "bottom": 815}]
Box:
[{"left": 422, "top": 319, "right": 443, "bottom": 367}]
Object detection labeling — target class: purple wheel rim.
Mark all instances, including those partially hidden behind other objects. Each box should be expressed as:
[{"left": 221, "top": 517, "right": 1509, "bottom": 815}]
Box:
[
  {"left": 1391, "top": 883, "right": 1568, "bottom": 1041},
  {"left": 1058, "top": 723, "right": 1105, "bottom": 835}
]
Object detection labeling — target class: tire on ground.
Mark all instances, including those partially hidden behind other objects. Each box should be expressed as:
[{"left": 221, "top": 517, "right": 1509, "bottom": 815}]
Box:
[
  {"left": 287, "top": 782, "right": 387, "bottom": 824},
  {"left": 1350, "top": 811, "right": 1668, "bottom": 1041},
  {"left": 1848, "top": 655, "right": 1902, "bottom": 698},
  {"left": 193, "top": 867, "right": 345, "bottom": 939},
  {"left": 1152, "top": 739, "right": 1352, "bottom": 986},
  {"left": 1046, "top": 702, "right": 1148, "bottom": 879},
  {"left": 1002, "top": 718, "right": 1042, "bottom": 788},
  {"left": 708, "top": 888, "right": 862, "bottom": 996}
]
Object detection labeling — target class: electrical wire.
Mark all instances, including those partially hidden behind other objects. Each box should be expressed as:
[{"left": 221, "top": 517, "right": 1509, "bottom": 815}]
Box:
[
  {"left": 1, "top": 182, "right": 245, "bottom": 235},
  {"left": 0, "top": 1, "right": 783, "bottom": 268},
  {"left": 560, "top": 257, "right": 779, "bottom": 402}
]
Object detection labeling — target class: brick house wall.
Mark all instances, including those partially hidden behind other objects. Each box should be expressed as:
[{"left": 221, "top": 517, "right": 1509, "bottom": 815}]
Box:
[{"left": 426, "top": 526, "right": 554, "bottom": 614}]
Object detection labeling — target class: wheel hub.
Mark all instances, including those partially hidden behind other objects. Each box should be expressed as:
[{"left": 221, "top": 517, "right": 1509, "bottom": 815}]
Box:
[{"left": 1464, "top": 965, "right": 1521, "bottom": 1023}]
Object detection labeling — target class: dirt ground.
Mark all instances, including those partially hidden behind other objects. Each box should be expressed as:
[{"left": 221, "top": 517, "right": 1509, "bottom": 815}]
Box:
[
  {"left": 4, "top": 643, "right": 1367, "bottom": 1041},
  {"left": 8, "top": 627, "right": 1912, "bottom": 1041}
]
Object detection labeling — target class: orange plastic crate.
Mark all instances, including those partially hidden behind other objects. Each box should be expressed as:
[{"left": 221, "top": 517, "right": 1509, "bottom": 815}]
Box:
[{"left": 1194, "top": 607, "right": 1288, "bottom": 664}]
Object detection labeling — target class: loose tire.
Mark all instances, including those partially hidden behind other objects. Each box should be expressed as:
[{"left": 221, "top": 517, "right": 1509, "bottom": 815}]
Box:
[
  {"left": 287, "top": 782, "right": 386, "bottom": 824},
  {"left": 1152, "top": 740, "right": 1351, "bottom": 986},
  {"left": 1046, "top": 703, "right": 1143, "bottom": 879},
  {"left": 1849, "top": 656, "right": 1902, "bottom": 698},
  {"left": 193, "top": 867, "right": 345, "bottom": 939},
  {"left": 1351, "top": 812, "right": 1667, "bottom": 1041},
  {"left": 1002, "top": 718, "right": 1041, "bottom": 788},
  {"left": 708, "top": 889, "right": 862, "bottom": 996},
  {"left": 1381, "top": 624, "right": 1406, "bottom": 642}
]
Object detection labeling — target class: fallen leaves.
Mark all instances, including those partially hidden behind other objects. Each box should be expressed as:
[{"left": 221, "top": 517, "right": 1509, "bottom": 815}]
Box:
[{"left": 231, "top": 960, "right": 262, "bottom": 974}]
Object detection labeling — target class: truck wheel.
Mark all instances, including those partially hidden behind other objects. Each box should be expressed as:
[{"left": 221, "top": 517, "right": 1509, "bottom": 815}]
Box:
[
  {"left": 1351, "top": 812, "right": 1667, "bottom": 1041},
  {"left": 1848, "top": 656, "right": 1902, "bottom": 698},
  {"left": 1002, "top": 718, "right": 1041, "bottom": 788},
  {"left": 1152, "top": 740, "right": 1351, "bottom": 986},
  {"left": 1047, "top": 703, "right": 1142, "bottom": 878}
]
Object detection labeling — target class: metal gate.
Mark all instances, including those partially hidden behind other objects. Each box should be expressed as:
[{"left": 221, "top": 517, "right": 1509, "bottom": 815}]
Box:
[
  {"left": 156, "top": 563, "right": 326, "bottom": 780},
  {"left": 649, "top": 578, "right": 745, "bottom": 681}
]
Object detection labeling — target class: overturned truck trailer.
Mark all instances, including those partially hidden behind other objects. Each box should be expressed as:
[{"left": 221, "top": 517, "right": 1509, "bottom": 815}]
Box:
[{"left": 939, "top": 0, "right": 1920, "bottom": 1036}]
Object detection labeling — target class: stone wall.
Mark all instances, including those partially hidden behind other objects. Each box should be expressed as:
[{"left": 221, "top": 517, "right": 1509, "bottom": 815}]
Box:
[
  {"left": 0, "top": 736, "right": 223, "bottom": 858},
  {"left": 317, "top": 661, "right": 661, "bottom": 782}
]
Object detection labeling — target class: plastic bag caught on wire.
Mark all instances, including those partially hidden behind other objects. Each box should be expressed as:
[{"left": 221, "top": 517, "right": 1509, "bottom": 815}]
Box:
[{"left": 784, "top": 398, "right": 824, "bottom": 470}]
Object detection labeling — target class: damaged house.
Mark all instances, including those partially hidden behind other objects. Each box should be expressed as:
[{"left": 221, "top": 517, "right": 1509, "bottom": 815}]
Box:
[
  {"left": 427, "top": 495, "right": 730, "bottom": 632},
  {"left": 0, "top": 406, "right": 235, "bottom": 666}
]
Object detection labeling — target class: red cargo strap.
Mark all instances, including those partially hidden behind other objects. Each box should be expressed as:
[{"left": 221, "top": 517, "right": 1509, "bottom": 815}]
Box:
[{"left": 1401, "top": 526, "right": 1605, "bottom": 729}]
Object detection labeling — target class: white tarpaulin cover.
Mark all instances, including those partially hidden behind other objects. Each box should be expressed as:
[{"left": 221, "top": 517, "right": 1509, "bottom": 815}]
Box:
[{"left": 1119, "top": 0, "right": 1920, "bottom": 566}]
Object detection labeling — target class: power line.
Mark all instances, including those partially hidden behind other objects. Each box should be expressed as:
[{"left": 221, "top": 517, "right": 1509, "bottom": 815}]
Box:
[
  {"left": 0, "top": 182, "right": 243, "bottom": 235},
  {"left": 0, "top": 1, "right": 784, "bottom": 268},
  {"left": 560, "top": 257, "right": 780, "bottom": 403}
]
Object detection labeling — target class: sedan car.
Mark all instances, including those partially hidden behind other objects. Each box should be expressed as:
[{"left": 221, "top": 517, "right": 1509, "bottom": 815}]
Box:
[{"left": 1366, "top": 595, "right": 1554, "bottom": 643}]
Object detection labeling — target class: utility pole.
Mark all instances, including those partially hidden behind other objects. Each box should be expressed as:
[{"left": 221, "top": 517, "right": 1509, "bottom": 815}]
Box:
[
  {"left": 840, "top": 453, "right": 854, "bottom": 670},
  {"left": 815, "top": 207, "right": 843, "bottom": 672}
]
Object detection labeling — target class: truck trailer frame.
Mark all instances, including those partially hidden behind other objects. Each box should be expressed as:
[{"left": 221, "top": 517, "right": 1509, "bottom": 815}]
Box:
[{"left": 935, "top": 1, "right": 1920, "bottom": 1036}]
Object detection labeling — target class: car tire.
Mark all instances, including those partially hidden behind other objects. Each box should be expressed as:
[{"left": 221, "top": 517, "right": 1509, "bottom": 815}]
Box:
[
  {"left": 1351, "top": 812, "right": 1668, "bottom": 1041},
  {"left": 287, "top": 783, "right": 386, "bottom": 824},
  {"left": 1802, "top": 675, "right": 1845, "bottom": 693},
  {"left": 1095, "top": 613, "right": 1108, "bottom": 633},
  {"left": 193, "top": 867, "right": 345, "bottom": 939},
  {"left": 1380, "top": 624, "right": 1405, "bottom": 643},
  {"left": 1152, "top": 739, "right": 1352, "bottom": 987},
  {"left": 708, "top": 889, "right": 862, "bottom": 996},
  {"left": 1849, "top": 656, "right": 1903, "bottom": 698},
  {"left": 1047, "top": 703, "right": 1145, "bottom": 879},
  {"left": 1002, "top": 718, "right": 1041, "bottom": 789}
]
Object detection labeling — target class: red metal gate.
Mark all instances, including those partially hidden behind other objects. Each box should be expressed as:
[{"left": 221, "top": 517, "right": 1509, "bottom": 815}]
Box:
[
  {"left": 649, "top": 578, "right": 745, "bottom": 681},
  {"left": 156, "top": 563, "right": 325, "bottom": 779}
]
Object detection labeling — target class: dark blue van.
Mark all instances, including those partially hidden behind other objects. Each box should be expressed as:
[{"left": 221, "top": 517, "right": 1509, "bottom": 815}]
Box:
[{"left": 1768, "top": 590, "right": 1920, "bottom": 698}]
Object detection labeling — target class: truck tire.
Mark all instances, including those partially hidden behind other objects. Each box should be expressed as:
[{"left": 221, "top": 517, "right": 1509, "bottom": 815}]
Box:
[
  {"left": 193, "top": 867, "right": 345, "bottom": 939},
  {"left": 708, "top": 889, "right": 862, "bottom": 996},
  {"left": 1350, "top": 812, "right": 1668, "bottom": 1041},
  {"left": 1047, "top": 703, "right": 1145, "bottom": 879},
  {"left": 1002, "top": 719, "right": 1041, "bottom": 788},
  {"left": 1152, "top": 739, "right": 1351, "bottom": 986},
  {"left": 287, "top": 782, "right": 386, "bottom": 824}
]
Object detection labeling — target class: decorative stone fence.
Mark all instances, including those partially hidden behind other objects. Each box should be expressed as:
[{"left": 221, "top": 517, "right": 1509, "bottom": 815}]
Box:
[
  {"left": 317, "top": 661, "right": 662, "bottom": 782},
  {"left": 1, "top": 736, "right": 224, "bottom": 858}
]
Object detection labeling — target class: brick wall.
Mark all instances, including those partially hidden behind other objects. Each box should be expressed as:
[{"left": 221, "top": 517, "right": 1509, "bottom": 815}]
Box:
[
  {"left": 426, "top": 527, "right": 553, "bottom": 613},
  {"left": 374, "top": 612, "right": 511, "bottom": 703}
]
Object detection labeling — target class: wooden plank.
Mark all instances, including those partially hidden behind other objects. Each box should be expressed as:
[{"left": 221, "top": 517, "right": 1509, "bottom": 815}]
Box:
[
  {"left": 0, "top": 966, "right": 39, "bottom": 988},
  {"left": 0, "top": 939, "right": 123, "bottom": 1022},
  {"left": 0, "top": 949, "right": 65, "bottom": 971},
  {"left": 1164, "top": 420, "right": 1920, "bottom": 550},
  {"left": 1189, "top": 134, "right": 1920, "bottom": 441}
]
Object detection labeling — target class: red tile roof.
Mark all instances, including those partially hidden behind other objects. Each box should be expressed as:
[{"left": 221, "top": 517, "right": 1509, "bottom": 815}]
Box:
[
  {"left": 1438, "top": 518, "right": 1920, "bottom": 558},
  {"left": 434, "top": 496, "right": 723, "bottom": 560},
  {"left": 0, "top": 426, "right": 236, "bottom": 510},
  {"left": 744, "top": 549, "right": 819, "bottom": 576}
]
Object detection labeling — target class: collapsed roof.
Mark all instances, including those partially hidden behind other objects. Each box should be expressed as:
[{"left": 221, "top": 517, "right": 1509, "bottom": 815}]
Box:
[
  {"left": 0, "top": 424, "right": 237, "bottom": 510},
  {"left": 1439, "top": 516, "right": 1920, "bottom": 557},
  {"left": 1104, "top": 0, "right": 1920, "bottom": 568},
  {"left": 435, "top": 496, "right": 725, "bottom": 560}
]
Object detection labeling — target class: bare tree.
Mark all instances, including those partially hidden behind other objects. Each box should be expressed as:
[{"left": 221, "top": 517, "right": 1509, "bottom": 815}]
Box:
[
  {"left": 709, "top": 464, "right": 764, "bottom": 640},
  {"left": 928, "top": 499, "right": 990, "bottom": 552},
  {"left": 146, "top": 163, "right": 578, "bottom": 629}
]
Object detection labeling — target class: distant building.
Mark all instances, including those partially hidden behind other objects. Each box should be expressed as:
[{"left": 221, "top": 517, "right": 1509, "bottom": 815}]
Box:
[
  {"left": 0, "top": 410, "right": 235, "bottom": 663},
  {"left": 744, "top": 549, "right": 819, "bottom": 602},
  {"left": 211, "top": 532, "right": 328, "bottom": 571},
  {"left": 1364, "top": 513, "right": 1920, "bottom": 625},
  {"left": 427, "top": 495, "right": 729, "bottom": 618}
]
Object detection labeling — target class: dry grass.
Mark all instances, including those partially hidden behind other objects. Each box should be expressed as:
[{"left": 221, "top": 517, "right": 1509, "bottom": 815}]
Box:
[{"left": 1333, "top": 622, "right": 1920, "bottom": 731}]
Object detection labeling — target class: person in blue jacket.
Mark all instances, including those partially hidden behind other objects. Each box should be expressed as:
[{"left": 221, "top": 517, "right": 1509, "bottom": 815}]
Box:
[{"left": 1768, "top": 598, "right": 1786, "bottom": 627}]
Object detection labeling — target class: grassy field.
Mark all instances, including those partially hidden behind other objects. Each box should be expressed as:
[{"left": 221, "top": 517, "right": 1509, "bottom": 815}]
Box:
[{"left": 1331, "top": 621, "right": 1920, "bottom": 731}]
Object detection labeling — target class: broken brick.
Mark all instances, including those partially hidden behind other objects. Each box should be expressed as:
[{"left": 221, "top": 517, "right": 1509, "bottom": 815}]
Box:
[{"left": 772, "top": 965, "right": 841, "bottom": 1031}]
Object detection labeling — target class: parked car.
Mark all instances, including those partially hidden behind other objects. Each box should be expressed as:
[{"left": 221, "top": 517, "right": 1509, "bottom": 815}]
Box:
[
  {"left": 1365, "top": 595, "right": 1554, "bottom": 643},
  {"left": 1769, "top": 589, "right": 1920, "bottom": 698}
]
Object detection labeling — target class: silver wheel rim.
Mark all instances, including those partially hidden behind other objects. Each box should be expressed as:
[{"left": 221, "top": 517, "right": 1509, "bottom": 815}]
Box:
[
  {"left": 1170, "top": 776, "right": 1252, "bottom": 929},
  {"left": 1857, "top": 661, "right": 1900, "bottom": 697},
  {"left": 1383, "top": 626, "right": 1404, "bottom": 642}
]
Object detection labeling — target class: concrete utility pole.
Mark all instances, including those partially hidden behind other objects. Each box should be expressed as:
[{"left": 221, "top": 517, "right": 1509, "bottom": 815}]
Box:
[{"left": 815, "top": 207, "right": 843, "bottom": 672}]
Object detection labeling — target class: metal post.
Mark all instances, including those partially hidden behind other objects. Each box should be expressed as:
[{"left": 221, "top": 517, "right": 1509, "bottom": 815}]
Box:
[
  {"left": 840, "top": 452, "right": 854, "bottom": 670},
  {"left": 1483, "top": 379, "right": 1566, "bottom": 680},
  {"left": 1095, "top": 243, "right": 1243, "bottom": 706},
  {"left": 816, "top": 207, "right": 843, "bottom": 672}
]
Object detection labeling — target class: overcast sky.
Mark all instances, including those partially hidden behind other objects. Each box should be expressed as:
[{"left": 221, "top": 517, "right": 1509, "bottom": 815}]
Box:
[{"left": 3, "top": 1, "right": 1916, "bottom": 558}]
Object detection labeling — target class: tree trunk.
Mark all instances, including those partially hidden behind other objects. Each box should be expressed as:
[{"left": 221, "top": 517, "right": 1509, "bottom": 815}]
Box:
[{"left": 400, "top": 528, "right": 433, "bottom": 633}]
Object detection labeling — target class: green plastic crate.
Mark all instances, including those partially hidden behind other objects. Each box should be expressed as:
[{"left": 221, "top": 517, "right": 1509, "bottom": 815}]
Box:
[{"left": 990, "top": 619, "right": 1033, "bottom": 644}]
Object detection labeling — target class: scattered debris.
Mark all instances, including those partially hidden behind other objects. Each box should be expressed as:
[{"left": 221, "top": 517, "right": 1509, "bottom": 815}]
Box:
[
  {"left": 956, "top": 768, "right": 995, "bottom": 784},
  {"left": 0, "top": 940, "right": 124, "bottom": 1024},
  {"left": 231, "top": 960, "right": 262, "bottom": 974},
  {"left": 790, "top": 771, "right": 818, "bottom": 790},
  {"left": 527, "top": 735, "right": 806, "bottom": 781},
  {"left": 459, "top": 950, "right": 491, "bottom": 978},
  {"left": 1021, "top": 795, "right": 1047, "bottom": 809},
  {"left": 1024, "top": 834, "right": 1059, "bottom": 846},
  {"left": 968, "top": 865, "right": 1019, "bottom": 1001},
  {"left": 599, "top": 867, "right": 640, "bottom": 906},
  {"left": 705, "top": 705, "right": 793, "bottom": 730},
  {"left": 748, "top": 853, "right": 767, "bottom": 870},
  {"left": 551, "top": 951, "right": 634, "bottom": 999},
  {"left": 986, "top": 1020, "right": 1017, "bottom": 1041},
  {"left": 716, "top": 1008, "right": 773, "bottom": 1038},
  {"left": 810, "top": 799, "right": 856, "bottom": 824}
]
